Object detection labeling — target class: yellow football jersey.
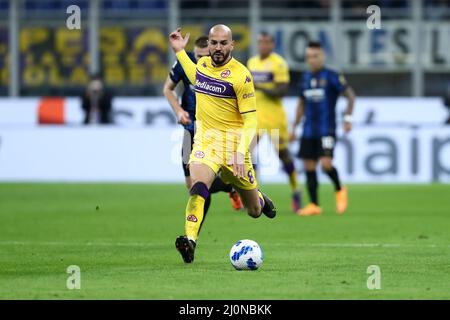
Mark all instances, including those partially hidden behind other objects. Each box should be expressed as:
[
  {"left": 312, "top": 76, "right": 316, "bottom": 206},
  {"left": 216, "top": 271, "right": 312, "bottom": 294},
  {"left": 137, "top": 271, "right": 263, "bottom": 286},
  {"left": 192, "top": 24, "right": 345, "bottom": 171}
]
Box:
[
  {"left": 247, "top": 52, "right": 290, "bottom": 110},
  {"left": 176, "top": 50, "right": 257, "bottom": 153},
  {"left": 194, "top": 55, "right": 256, "bottom": 148}
]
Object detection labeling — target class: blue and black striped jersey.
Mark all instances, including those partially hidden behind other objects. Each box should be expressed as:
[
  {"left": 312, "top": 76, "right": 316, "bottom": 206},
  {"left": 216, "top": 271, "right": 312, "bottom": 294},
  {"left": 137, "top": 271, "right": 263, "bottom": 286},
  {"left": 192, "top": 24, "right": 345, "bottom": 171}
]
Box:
[{"left": 299, "top": 67, "right": 347, "bottom": 138}]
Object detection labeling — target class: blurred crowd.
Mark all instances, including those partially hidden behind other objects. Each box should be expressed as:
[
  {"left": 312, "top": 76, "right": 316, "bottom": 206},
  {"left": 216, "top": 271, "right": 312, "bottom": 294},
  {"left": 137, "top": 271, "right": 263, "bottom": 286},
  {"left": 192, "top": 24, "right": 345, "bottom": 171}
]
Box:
[
  {"left": 7, "top": 0, "right": 448, "bottom": 12},
  {"left": 1, "top": 0, "right": 447, "bottom": 21}
]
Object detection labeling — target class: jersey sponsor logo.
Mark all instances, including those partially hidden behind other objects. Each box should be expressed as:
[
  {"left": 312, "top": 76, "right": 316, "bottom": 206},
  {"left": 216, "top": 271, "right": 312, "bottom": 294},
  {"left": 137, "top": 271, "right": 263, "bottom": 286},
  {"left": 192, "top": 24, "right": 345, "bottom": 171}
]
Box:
[
  {"left": 303, "top": 88, "right": 325, "bottom": 101},
  {"left": 243, "top": 92, "right": 255, "bottom": 99},
  {"left": 194, "top": 150, "right": 205, "bottom": 158},
  {"left": 196, "top": 80, "right": 227, "bottom": 94},
  {"left": 244, "top": 75, "right": 252, "bottom": 83},
  {"left": 195, "top": 71, "right": 236, "bottom": 99},
  {"left": 187, "top": 215, "right": 198, "bottom": 222},
  {"left": 220, "top": 69, "right": 231, "bottom": 78},
  {"left": 202, "top": 62, "right": 207, "bottom": 68},
  {"left": 250, "top": 71, "right": 272, "bottom": 83}
]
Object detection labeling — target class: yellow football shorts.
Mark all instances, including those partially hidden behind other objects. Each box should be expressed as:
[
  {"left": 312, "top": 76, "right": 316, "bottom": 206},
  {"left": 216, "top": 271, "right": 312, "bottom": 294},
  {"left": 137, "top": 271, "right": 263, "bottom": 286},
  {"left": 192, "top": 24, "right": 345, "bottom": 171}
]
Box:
[{"left": 189, "top": 140, "right": 258, "bottom": 191}]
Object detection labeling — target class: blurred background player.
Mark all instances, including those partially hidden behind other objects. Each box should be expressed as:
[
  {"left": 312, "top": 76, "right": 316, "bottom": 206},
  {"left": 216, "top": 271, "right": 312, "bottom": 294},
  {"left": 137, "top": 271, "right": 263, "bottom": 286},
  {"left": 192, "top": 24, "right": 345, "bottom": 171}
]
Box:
[
  {"left": 163, "top": 35, "right": 244, "bottom": 226},
  {"left": 290, "top": 41, "right": 356, "bottom": 216},
  {"left": 247, "top": 32, "right": 301, "bottom": 212},
  {"left": 443, "top": 82, "right": 450, "bottom": 124},
  {"left": 169, "top": 25, "right": 277, "bottom": 263},
  {"left": 81, "top": 73, "right": 113, "bottom": 125}
]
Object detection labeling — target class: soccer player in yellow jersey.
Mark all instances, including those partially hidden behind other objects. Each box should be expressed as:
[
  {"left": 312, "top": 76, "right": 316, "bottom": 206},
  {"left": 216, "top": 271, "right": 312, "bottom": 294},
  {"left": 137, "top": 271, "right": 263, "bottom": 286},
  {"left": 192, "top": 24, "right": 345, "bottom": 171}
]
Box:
[
  {"left": 169, "top": 25, "right": 277, "bottom": 264},
  {"left": 247, "top": 32, "right": 301, "bottom": 212}
]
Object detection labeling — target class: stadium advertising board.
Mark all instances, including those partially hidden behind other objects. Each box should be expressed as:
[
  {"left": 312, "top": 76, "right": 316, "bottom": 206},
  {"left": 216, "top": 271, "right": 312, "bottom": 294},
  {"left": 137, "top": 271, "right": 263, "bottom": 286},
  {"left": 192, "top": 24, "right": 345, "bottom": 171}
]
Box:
[
  {"left": 0, "top": 97, "right": 448, "bottom": 183},
  {"left": 0, "top": 97, "right": 447, "bottom": 126},
  {"left": 1, "top": 22, "right": 449, "bottom": 92},
  {"left": 264, "top": 22, "right": 450, "bottom": 71}
]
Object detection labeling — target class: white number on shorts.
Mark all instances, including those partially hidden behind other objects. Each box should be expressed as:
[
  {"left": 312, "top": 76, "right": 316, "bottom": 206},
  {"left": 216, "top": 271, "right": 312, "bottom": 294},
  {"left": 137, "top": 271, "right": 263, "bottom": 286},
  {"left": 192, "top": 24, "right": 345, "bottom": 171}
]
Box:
[{"left": 321, "top": 136, "right": 335, "bottom": 149}]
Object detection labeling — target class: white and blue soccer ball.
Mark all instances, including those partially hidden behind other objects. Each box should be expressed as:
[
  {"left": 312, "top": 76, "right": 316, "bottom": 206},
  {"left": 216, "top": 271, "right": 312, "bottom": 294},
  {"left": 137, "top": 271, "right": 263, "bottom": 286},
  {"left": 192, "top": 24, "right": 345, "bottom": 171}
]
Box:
[{"left": 229, "top": 239, "right": 263, "bottom": 270}]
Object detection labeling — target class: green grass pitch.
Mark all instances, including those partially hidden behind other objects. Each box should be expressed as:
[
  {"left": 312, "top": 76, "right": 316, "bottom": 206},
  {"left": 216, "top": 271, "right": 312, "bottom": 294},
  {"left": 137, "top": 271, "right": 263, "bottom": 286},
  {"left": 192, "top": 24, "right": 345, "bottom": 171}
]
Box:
[{"left": 0, "top": 183, "right": 449, "bottom": 299}]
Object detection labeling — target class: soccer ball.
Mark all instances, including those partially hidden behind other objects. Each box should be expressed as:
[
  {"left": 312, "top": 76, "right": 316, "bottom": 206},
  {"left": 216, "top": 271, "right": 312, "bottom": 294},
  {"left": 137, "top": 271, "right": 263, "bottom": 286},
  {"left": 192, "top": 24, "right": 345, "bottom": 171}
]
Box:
[{"left": 229, "top": 239, "right": 263, "bottom": 270}]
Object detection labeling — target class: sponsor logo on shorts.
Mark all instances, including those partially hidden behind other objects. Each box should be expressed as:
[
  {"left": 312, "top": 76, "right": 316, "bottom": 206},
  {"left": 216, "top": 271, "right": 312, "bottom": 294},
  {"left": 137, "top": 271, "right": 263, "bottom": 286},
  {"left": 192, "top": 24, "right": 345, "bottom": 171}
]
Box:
[
  {"left": 221, "top": 69, "right": 231, "bottom": 78},
  {"left": 194, "top": 150, "right": 205, "bottom": 158},
  {"left": 187, "top": 215, "right": 198, "bottom": 222}
]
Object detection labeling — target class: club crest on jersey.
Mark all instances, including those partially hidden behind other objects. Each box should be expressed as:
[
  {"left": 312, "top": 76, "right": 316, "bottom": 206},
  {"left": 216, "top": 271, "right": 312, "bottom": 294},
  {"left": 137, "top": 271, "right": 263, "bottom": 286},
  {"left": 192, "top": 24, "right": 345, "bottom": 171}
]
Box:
[
  {"left": 202, "top": 62, "right": 207, "bottom": 68},
  {"left": 187, "top": 215, "right": 198, "bottom": 222},
  {"left": 319, "top": 78, "right": 327, "bottom": 87},
  {"left": 194, "top": 150, "right": 205, "bottom": 158},
  {"left": 221, "top": 69, "right": 231, "bottom": 78}
]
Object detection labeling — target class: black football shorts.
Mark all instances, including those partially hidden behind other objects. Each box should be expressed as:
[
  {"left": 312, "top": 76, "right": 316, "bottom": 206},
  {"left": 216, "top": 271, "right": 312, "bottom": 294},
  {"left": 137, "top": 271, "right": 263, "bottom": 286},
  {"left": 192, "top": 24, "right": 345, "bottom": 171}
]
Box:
[{"left": 298, "top": 135, "right": 336, "bottom": 160}]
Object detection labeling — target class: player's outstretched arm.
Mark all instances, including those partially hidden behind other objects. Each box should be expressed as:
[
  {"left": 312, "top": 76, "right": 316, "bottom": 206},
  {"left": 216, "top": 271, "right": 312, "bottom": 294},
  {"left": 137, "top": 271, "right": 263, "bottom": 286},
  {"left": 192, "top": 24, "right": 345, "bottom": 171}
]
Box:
[
  {"left": 255, "top": 82, "right": 289, "bottom": 98},
  {"left": 162, "top": 76, "right": 191, "bottom": 125},
  {"left": 342, "top": 86, "right": 356, "bottom": 133},
  {"left": 232, "top": 72, "right": 258, "bottom": 178},
  {"left": 169, "top": 28, "right": 196, "bottom": 84},
  {"left": 232, "top": 111, "right": 257, "bottom": 178}
]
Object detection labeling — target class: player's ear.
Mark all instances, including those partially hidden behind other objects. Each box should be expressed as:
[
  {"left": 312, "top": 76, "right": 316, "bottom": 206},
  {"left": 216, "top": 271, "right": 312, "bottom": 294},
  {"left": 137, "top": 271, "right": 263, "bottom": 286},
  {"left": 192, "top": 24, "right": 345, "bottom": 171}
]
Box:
[{"left": 230, "top": 40, "right": 235, "bottom": 50}]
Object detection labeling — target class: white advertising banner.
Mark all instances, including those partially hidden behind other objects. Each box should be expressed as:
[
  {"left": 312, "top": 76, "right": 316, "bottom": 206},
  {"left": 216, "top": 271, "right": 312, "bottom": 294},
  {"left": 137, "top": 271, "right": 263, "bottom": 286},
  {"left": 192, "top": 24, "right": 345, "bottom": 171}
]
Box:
[
  {"left": 0, "top": 97, "right": 447, "bottom": 126},
  {"left": 0, "top": 126, "right": 449, "bottom": 183}
]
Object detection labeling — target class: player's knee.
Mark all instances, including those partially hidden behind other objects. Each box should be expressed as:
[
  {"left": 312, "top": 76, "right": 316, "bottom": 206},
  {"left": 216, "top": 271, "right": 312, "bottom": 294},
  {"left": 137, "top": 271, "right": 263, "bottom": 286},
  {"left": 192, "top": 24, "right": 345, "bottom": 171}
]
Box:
[
  {"left": 304, "top": 160, "right": 317, "bottom": 171},
  {"left": 247, "top": 204, "right": 262, "bottom": 218},
  {"left": 320, "top": 161, "right": 333, "bottom": 171}
]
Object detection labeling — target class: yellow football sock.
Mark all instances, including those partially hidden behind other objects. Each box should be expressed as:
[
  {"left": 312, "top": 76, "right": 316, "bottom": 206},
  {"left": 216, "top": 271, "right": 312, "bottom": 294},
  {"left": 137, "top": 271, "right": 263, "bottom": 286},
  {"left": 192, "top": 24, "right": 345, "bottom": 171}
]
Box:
[
  {"left": 185, "top": 195, "right": 205, "bottom": 241},
  {"left": 289, "top": 171, "right": 298, "bottom": 192}
]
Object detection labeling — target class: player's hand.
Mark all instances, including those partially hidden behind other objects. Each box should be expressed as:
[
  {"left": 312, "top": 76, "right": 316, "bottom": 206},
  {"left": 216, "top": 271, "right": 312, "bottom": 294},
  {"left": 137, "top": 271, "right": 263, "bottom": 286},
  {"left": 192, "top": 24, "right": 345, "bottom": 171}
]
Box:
[
  {"left": 177, "top": 110, "right": 191, "bottom": 125},
  {"left": 343, "top": 121, "right": 352, "bottom": 133},
  {"left": 169, "top": 28, "right": 190, "bottom": 53},
  {"left": 229, "top": 152, "right": 245, "bottom": 179}
]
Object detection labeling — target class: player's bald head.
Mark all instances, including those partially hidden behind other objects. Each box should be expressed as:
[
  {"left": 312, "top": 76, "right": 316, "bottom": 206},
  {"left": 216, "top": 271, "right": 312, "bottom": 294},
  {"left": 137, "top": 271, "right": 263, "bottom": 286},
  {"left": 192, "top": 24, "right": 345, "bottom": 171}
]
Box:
[
  {"left": 209, "top": 24, "right": 233, "bottom": 41},
  {"left": 208, "top": 24, "right": 234, "bottom": 66}
]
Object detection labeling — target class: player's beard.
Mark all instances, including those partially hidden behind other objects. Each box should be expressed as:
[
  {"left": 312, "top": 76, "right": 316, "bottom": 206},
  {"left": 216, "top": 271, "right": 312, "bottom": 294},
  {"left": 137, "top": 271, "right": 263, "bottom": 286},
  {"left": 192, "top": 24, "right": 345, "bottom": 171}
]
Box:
[{"left": 211, "top": 50, "right": 231, "bottom": 66}]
